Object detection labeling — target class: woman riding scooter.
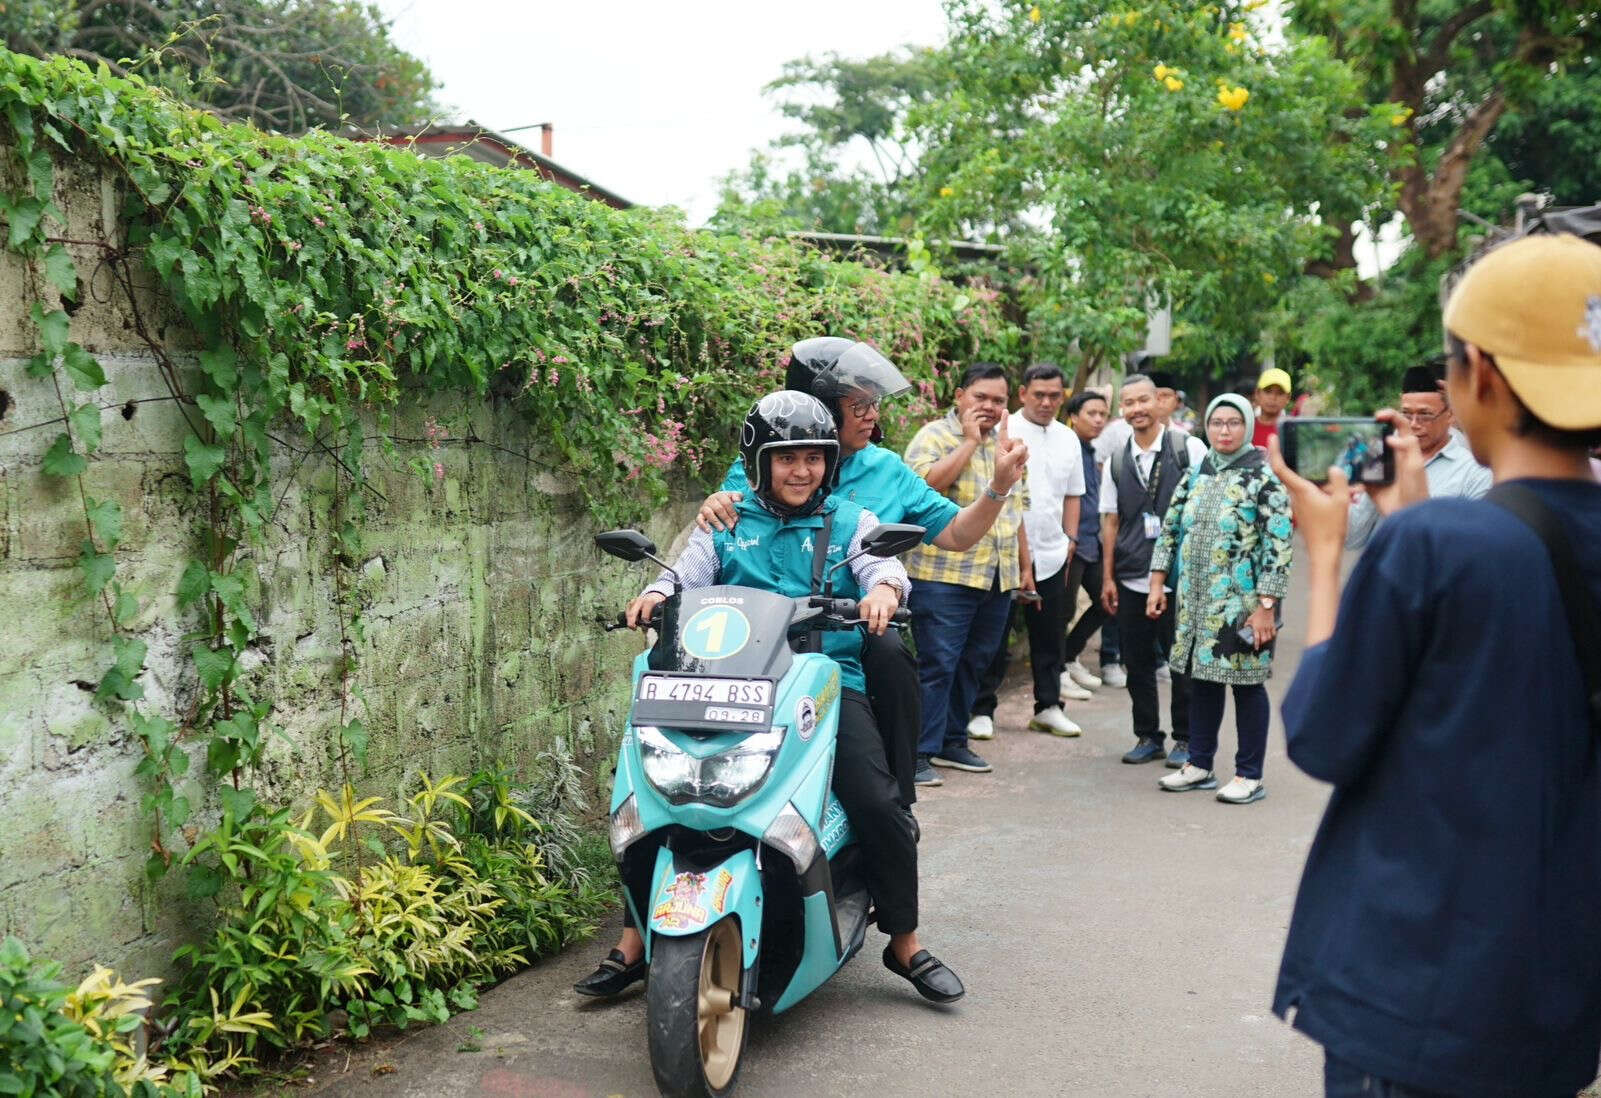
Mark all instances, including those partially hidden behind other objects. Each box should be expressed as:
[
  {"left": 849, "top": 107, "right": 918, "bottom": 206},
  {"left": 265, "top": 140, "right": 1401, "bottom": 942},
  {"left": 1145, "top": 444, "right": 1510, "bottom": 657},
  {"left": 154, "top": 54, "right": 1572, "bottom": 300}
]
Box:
[{"left": 576, "top": 391, "right": 980, "bottom": 1004}]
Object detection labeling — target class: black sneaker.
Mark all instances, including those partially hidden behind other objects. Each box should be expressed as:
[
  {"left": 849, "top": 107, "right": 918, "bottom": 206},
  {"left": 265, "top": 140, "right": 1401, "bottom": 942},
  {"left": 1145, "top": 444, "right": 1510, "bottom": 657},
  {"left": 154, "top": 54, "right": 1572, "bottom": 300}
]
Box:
[
  {"left": 931, "top": 746, "right": 992, "bottom": 772},
  {"left": 1121, "top": 738, "right": 1167, "bottom": 765},
  {"left": 913, "top": 756, "right": 944, "bottom": 787}
]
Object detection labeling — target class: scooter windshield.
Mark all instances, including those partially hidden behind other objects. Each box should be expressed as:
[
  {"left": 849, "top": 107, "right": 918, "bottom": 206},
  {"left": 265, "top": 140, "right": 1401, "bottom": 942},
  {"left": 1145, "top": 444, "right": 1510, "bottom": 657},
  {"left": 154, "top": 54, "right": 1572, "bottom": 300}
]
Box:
[{"left": 651, "top": 586, "right": 796, "bottom": 679}]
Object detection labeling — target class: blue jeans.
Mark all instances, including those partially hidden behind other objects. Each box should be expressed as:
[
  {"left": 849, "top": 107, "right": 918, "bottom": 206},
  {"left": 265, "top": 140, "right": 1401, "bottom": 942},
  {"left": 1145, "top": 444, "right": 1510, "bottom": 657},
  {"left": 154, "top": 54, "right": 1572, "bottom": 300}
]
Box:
[{"left": 910, "top": 577, "right": 1012, "bottom": 757}]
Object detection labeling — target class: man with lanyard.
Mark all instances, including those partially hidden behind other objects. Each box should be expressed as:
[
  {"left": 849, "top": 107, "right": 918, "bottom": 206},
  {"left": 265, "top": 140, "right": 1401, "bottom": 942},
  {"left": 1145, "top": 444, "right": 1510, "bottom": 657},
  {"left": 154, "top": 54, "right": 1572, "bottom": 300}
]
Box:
[
  {"left": 1346, "top": 360, "right": 1492, "bottom": 549},
  {"left": 696, "top": 338, "right": 1028, "bottom": 800},
  {"left": 1100, "top": 374, "right": 1207, "bottom": 766}
]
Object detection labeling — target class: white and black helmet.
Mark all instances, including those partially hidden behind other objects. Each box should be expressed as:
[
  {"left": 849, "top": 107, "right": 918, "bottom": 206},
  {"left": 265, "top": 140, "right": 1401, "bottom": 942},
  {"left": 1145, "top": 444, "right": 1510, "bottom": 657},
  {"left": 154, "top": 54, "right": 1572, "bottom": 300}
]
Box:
[{"left": 740, "top": 391, "right": 841, "bottom": 516}]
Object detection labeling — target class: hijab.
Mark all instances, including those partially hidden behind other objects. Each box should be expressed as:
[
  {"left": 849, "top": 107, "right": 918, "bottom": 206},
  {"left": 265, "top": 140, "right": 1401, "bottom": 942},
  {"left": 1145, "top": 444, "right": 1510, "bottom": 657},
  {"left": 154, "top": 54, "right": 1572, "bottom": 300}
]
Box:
[{"left": 1202, "top": 393, "right": 1259, "bottom": 471}]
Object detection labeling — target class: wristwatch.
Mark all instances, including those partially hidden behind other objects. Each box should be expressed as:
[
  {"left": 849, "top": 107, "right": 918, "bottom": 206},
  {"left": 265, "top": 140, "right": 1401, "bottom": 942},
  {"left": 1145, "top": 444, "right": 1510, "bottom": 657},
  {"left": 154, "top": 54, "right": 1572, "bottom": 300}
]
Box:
[{"left": 1258, "top": 597, "right": 1277, "bottom": 610}]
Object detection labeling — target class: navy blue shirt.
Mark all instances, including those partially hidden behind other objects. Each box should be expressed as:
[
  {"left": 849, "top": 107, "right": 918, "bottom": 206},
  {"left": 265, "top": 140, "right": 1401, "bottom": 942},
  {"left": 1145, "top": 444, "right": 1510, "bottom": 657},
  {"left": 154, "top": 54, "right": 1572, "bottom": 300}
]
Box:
[
  {"left": 1074, "top": 435, "right": 1101, "bottom": 562},
  {"left": 1275, "top": 478, "right": 1601, "bottom": 1098}
]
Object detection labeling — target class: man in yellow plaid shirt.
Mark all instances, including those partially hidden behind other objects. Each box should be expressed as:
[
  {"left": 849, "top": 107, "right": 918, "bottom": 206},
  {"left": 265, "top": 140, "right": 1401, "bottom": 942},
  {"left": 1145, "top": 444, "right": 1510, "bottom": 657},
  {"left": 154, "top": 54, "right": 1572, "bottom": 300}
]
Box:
[{"left": 904, "top": 363, "right": 1033, "bottom": 784}]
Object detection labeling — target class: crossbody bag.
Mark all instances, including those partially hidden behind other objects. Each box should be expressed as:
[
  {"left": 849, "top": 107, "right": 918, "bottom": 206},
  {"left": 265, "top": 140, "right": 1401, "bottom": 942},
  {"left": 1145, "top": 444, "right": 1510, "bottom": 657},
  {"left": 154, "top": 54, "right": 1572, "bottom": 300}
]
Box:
[{"left": 1485, "top": 482, "right": 1601, "bottom": 734}]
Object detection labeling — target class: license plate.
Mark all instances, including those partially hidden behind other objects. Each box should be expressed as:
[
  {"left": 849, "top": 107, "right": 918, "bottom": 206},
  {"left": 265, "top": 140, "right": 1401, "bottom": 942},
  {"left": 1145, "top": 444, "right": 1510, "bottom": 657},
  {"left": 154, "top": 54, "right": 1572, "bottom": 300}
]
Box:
[{"left": 637, "top": 675, "right": 773, "bottom": 707}]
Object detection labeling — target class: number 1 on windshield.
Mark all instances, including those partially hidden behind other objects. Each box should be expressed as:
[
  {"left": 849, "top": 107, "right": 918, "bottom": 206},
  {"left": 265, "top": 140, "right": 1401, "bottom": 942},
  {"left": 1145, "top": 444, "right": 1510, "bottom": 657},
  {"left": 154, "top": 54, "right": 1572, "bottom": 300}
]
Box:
[{"left": 692, "top": 610, "right": 728, "bottom": 656}]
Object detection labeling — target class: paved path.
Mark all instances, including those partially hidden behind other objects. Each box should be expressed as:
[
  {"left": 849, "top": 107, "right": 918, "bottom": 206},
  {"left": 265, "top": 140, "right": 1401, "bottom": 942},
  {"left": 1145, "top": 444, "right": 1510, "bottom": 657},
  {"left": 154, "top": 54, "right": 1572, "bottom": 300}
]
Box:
[{"left": 291, "top": 559, "right": 1331, "bottom": 1097}]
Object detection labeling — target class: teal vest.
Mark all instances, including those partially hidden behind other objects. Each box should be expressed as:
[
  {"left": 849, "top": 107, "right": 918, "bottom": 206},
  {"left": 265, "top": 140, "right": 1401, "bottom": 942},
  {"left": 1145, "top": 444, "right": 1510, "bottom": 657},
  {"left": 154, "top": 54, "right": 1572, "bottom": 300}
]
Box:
[{"left": 712, "top": 495, "right": 868, "bottom": 692}]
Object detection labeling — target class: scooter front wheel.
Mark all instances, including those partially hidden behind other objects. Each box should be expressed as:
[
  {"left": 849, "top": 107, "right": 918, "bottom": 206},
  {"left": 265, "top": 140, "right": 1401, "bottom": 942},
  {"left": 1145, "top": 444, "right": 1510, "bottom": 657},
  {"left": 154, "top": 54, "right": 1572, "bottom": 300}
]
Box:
[{"left": 646, "top": 918, "right": 749, "bottom": 1098}]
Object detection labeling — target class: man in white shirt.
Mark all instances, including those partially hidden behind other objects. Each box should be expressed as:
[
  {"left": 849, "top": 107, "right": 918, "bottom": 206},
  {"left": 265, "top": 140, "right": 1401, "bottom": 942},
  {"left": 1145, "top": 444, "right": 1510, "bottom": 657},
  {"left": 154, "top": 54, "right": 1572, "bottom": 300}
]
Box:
[
  {"left": 969, "top": 364, "right": 1087, "bottom": 738},
  {"left": 1100, "top": 374, "right": 1208, "bottom": 765}
]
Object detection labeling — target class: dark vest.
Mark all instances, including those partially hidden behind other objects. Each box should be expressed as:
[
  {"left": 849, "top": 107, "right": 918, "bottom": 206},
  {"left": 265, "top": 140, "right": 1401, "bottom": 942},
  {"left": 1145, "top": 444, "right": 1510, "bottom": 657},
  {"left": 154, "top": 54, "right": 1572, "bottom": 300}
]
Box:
[{"left": 1110, "top": 429, "right": 1189, "bottom": 584}]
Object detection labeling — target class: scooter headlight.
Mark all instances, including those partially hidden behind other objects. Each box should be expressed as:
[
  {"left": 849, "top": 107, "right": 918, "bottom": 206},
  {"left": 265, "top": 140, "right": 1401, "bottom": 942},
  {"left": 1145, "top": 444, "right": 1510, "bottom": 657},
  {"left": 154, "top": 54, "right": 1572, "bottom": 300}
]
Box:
[
  {"left": 639, "top": 726, "right": 699, "bottom": 799},
  {"left": 637, "top": 726, "right": 782, "bottom": 807}
]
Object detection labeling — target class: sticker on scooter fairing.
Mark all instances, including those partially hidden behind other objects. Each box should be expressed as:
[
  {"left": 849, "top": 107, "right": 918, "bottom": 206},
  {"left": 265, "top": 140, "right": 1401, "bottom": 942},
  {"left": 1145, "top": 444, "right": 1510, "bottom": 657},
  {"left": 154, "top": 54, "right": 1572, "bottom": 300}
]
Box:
[
  {"left": 653, "top": 870, "right": 710, "bottom": 930},
  {"left": 681, "top": 605, "right": 752, "bottom": 660},
  {"left": 710, "top": 868, "right": 734, "bottom": 914},
  {"left": 820, "top": 797, "right": 849, "bottom": 853},
  {"left": 795, "top": 697, "right": 817, "bottom": 741}
]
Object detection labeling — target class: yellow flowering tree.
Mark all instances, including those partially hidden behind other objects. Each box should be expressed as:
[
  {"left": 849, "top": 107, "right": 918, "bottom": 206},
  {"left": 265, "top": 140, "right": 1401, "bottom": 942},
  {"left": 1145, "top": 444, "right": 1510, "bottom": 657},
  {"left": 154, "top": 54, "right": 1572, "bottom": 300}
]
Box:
[{"left": 912, "top": 0, "right": 1398, "bottom": 378}]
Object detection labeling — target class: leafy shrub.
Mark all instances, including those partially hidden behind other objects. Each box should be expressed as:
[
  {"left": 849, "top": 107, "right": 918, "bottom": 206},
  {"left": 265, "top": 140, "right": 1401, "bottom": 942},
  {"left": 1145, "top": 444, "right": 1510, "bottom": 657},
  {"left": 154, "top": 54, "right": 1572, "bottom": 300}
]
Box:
[
  {"left": 0, "top": 938, "right": 199, "bottom": 1096},
  {"left": 161, "top": 769, "right": 612, "bottom": 1073}
]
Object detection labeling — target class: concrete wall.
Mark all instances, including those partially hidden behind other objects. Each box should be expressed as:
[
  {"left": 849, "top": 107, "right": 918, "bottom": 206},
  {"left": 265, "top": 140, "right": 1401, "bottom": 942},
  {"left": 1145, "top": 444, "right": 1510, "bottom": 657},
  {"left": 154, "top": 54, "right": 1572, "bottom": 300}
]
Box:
[{"left": 0, "top": 158, "right": 693, "bottom": 979}]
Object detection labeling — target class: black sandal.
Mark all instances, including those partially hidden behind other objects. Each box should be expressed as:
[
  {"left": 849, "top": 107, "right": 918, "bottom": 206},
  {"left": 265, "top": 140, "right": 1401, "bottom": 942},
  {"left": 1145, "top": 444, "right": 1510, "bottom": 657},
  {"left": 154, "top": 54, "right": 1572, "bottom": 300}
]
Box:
[
  {"left": 882, "top": 946, "right": 965, "bottom": 1004},
  {"left": 573, "top": 948, "right": 647, "bottom": 997}
]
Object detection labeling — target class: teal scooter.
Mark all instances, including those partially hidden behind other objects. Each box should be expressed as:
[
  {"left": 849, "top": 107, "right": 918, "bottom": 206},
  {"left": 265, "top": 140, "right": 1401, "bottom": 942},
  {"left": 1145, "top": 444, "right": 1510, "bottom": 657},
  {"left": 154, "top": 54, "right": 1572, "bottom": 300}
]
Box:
[{"left": 595, "top": 523, "right": 923, "bottom": 1098}]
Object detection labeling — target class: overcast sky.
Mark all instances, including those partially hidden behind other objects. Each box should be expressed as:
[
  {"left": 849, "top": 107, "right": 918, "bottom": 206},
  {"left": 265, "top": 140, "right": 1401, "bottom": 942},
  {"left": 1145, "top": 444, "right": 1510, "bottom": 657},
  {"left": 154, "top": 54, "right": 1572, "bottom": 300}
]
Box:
[{"left": 372, "top": 0, "right": 948, "bottom": 224}]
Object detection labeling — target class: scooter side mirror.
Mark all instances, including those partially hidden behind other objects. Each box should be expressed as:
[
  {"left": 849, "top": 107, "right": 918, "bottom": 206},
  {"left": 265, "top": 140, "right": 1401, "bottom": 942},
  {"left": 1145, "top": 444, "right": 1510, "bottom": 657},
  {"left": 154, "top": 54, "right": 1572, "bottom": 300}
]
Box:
[
  {"left": 595, "top": 529, "right": 658, "bottom": 562},
  {"left": 859, "top": 523, "right": 925, "bottom": 558}
]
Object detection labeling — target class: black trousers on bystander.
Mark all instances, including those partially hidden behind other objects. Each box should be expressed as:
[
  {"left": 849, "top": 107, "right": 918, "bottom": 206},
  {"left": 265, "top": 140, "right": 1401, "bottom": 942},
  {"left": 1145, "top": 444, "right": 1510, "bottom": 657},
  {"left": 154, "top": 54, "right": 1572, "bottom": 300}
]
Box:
[
  {"left": 1115, "top": 582, "right": 1189, "bottom": 745},
  {"left": 972, "top": 565, "right": 1068, "bottom": 717}
]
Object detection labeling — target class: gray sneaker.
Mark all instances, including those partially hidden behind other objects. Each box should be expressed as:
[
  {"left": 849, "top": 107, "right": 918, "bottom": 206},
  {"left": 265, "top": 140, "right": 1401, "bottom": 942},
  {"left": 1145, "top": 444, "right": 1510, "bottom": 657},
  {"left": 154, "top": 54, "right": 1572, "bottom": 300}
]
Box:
[
  {"left": 1100, "top": 663, "right": 1127, "bottom": 688},
  {"left": 913, "top": 757, "right": 944, "bottom": 787},
  {"left": 931, "top": 746, "right": 993, "bottom": 772}
]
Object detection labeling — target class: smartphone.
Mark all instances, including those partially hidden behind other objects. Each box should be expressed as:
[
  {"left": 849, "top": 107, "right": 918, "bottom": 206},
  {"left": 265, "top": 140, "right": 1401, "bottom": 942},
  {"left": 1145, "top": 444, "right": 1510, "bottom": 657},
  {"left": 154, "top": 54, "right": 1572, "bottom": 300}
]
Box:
[{"left": 1280, "top": 417, "right": 1395, "bottom": 486}]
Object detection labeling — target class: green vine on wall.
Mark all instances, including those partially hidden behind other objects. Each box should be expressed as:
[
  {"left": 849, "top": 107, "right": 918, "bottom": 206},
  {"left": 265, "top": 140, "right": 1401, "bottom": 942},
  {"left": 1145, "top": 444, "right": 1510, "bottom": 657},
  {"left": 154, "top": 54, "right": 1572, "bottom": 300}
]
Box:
[{"left": 0, "top": 48, "right": 1016, "bottom": 890}]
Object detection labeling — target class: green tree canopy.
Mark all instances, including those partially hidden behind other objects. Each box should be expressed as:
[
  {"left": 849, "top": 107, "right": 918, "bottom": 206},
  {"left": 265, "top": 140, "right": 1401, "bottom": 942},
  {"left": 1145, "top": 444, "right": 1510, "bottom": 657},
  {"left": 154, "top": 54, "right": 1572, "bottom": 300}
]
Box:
[
  {"left": 712, "top": 48, "right": 941, "bottom": 235},
  {"left": 908, "top": 1, "right": 1396, "bottom": 379},
  {"left": 1, "top": 0, "right": 435, "bottom": 132}
]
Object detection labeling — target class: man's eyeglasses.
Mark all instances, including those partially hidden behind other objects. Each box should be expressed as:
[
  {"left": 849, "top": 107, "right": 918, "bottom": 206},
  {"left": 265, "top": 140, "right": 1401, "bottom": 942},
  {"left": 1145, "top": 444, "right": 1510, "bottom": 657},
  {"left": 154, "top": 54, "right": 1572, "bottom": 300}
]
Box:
[
  {"left": 846, "top": 397, "right": 883, "bottom": 418},
  {"left": 1401, "top": 408, "right": 1446, "bottom": 424}
]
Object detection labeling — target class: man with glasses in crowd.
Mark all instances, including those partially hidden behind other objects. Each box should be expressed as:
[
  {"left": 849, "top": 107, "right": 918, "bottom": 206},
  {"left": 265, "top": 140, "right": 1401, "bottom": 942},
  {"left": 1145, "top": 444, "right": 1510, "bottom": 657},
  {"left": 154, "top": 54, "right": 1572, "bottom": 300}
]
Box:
[{"left": 1346, "top": 361, "right": 1492, "bottom": 549}]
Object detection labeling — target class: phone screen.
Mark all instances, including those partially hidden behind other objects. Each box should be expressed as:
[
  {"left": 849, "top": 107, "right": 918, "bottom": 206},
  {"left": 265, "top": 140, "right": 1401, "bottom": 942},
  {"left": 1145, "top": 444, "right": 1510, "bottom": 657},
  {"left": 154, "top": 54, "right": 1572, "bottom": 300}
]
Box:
[{"left": 1280, "top": 418, "right": 1395, "bottom": 486}]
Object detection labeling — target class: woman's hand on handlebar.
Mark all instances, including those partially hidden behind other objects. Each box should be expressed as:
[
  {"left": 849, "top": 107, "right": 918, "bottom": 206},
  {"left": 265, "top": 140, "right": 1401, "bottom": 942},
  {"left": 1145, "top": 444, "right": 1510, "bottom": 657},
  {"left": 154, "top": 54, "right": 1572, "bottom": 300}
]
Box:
[
  {"left": 858, "top": 583, "right": 901, "bottom": 637},
  {"left": 626, "top": 591, "right": 666, "bottom": 630}
]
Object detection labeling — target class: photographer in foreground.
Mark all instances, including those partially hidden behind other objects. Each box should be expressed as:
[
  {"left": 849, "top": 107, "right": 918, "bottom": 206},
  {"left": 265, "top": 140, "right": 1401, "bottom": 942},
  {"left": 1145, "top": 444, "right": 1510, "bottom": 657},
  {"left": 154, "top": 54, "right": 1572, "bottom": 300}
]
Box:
[{"left": 1267, "top": 233, "right": 1601, "bottom": 1098}]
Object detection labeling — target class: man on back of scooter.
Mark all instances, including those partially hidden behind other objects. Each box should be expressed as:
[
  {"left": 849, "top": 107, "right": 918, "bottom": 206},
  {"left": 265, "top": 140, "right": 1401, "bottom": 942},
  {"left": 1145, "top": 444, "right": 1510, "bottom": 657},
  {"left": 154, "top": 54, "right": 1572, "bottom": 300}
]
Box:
[{"left": 575, "top": 390, "right": 1026, "bottom": 1003}]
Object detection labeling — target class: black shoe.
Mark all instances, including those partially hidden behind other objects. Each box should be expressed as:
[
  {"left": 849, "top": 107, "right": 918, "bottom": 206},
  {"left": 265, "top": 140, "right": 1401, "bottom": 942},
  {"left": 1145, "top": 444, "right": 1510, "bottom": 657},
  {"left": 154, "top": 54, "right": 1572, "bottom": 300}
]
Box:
[
  {"left": 1165, "top": 744, "right": 1189, "bottom": 769},
  {"left": 1121, "top": 738, "right": 1167, "bottom": 765},
  {"left": 913, "top": 756, "right": 944, "bottom": 787},
  {"left": 930, "top": 746, "right": 992, "bottom": 772},
  {"left": 573, "top": 949, "right": 646, "bottom": 997},
  {"left": 883, "top": 946, "right": 965, "bottom": 1004}
]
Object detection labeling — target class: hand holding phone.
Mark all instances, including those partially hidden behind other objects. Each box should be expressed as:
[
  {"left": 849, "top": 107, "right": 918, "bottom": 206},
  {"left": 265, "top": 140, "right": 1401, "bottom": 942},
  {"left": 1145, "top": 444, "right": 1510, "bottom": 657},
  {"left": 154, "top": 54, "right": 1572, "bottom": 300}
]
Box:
[{"left": 1279, "top": 417, "right": 1396, "bottom": 487}]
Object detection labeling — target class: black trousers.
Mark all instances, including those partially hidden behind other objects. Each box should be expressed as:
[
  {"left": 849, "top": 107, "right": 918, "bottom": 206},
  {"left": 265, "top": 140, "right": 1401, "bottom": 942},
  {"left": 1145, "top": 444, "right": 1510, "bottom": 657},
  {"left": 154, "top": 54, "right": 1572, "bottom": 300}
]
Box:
[
  {"left": 1114, "top": 582, "right": 1189, "bottom": 744},
  {"left": 833, "top": 691, "right": 919, "bottom": 934},
  {"left": 1062, "top": 554, "right": 1109, "bottom": 664},
  {"left": 623, "top": 691, "right": 918, "bottom": 935},
  {"left": 972, "top": 565, "right": 1068, "bottom": 716},
  {"left": 861, "top": 629, "right": 921, "bottom": 807}
]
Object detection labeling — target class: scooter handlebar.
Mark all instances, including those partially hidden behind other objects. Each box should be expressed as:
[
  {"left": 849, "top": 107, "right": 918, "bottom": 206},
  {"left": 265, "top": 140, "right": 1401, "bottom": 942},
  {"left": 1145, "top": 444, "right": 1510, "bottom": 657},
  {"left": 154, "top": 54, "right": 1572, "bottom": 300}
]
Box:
[
  {"left": 602, "top": 605, "right": 664, "bottom": 632},
  {"left": 806, "top": 596, "right": 911, "bottom": 627}
]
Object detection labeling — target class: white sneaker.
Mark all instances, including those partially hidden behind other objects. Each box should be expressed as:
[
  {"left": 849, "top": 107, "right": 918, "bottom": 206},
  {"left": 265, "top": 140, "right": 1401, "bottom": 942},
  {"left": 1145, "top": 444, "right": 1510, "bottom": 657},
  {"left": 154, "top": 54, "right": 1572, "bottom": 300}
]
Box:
[
  {"left": 1058, "top": 673, "right": 1092, "bottom": 702},
  {"left": 1154, "top": 662, "right": 1171, "bottom": 683},
  {"left": 1159, "top": 763, "right": 1218, "bottom": 792},
  {"left": 1066, "top": 660, "right": 1102, "bottom": 689},
  {"left": 1216, "top": 776, "right": 1266, "bottom": 804},
  {"left": 966, "top": 714, "right": 994, "bottom": 740},
  {"left": 1028, "top": 705, "right": 1082, "bottom": 738},
  {"left": 1100, "top": 664, "right": 1127, "bottom": 688}
]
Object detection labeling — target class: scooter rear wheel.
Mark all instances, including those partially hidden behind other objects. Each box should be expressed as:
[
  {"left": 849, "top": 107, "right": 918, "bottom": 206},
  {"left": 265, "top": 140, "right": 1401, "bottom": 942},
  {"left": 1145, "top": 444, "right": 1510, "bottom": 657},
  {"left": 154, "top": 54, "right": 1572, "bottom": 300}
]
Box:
[{"left": 646, "top": 918, "right": 748, "bottom": 1098}]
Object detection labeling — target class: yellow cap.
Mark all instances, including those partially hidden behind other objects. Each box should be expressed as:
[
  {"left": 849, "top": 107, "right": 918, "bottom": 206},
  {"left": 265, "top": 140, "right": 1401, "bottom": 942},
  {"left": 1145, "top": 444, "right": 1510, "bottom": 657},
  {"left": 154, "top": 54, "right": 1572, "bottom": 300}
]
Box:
[
  {"left": 1256, "top": 367, "right": 1292, "bottom": 393},
  {"left": 1443, "top": 233, "right": 1601, "bottom": 430}
]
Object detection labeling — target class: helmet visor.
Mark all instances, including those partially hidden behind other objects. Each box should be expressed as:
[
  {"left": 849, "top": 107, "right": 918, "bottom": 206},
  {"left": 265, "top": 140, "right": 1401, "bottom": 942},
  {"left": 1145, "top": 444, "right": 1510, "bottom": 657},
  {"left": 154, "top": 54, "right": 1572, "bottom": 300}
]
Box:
[{"left": 830, "top": 343, "right": 912, "bottom": 401}]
